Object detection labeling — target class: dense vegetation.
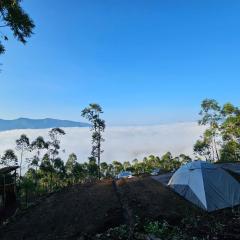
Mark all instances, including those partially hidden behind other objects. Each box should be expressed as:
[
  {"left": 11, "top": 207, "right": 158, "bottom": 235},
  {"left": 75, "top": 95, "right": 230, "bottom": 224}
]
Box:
[
  {"left": 0, "top": 129, "right": 190, "bottom": 206},
  {"left": 1, "top": 99, "right": 240, "bottom": 206},
  {"left": 194, "top": 99, "right": 240, "bottom": 162}
]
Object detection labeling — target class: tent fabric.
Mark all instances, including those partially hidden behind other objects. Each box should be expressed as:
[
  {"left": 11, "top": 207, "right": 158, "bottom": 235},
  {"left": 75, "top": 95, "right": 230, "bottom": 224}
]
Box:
[
  {"left": 168, "top": 160, "right": 240, "bottom": 212},
  {"left": 215, "top": 163, "right": 240, "bottom": 174},
  {"left": 172, "top": 184, "right": 206, "bottom": 210}
]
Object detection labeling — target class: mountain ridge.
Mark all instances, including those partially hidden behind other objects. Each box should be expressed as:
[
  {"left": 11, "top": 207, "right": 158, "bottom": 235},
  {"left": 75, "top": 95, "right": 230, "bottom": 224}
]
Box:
[{"left": 0, "top": 118, "right": 90, "bottom": 131}]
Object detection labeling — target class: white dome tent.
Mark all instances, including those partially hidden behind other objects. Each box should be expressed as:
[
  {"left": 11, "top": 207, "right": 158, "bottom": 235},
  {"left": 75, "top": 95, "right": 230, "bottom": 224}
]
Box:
[{"left": 168, "top": 160, "right": 240, "bottom": 212}]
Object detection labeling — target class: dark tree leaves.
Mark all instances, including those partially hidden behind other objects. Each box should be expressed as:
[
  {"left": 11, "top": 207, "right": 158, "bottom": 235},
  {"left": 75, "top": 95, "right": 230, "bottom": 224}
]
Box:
[{"left": 0, "top": 0, "right": 35, "bottom": 54}]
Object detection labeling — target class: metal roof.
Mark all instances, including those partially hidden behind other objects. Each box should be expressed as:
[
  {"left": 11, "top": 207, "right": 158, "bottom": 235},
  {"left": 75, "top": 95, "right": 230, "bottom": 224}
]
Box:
[{"left": 0, "top": 166, "right": 19, "bottom": 175}]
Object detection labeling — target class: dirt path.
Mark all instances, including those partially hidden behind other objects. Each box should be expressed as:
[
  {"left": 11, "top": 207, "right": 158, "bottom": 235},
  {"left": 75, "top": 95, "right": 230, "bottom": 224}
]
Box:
[
  {"left": 113, "top": 180, "right": 135, "bottom": 239},
  {"left": 116, "top": 177, "right": 200, "bottom": 224}
]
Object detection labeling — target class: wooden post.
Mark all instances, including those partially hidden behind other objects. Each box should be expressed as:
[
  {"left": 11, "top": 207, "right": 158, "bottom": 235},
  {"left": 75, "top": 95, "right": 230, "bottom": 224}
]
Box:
[
  {"left": 14, "top": 170, "right": 16, "bottom": 194},
  {"left": 3, "top": 174, "right": 5, "bottom": 208}
]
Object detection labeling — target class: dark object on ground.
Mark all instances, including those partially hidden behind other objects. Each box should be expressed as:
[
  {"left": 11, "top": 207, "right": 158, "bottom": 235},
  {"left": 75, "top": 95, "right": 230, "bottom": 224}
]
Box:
[
  {"left": 0, "top": 166, "right": 19, "bottom": 223},
  {"left": 117, "top": 171, "right": 133, "bottom": 179},
  {"left": 151, "top": 173, "right": 173, "bottom": 186},
  {"left": 150, "top": 168, "right": 163, "bottom": 176}
]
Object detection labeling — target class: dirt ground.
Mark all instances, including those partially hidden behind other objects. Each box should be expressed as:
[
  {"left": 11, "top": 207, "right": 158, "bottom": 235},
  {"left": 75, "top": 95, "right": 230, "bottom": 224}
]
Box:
[
  {"left": 116, "top": 177, "right": 240, "bottom": 240},
  {"left": 0, "top": 180, "right": 124, "bottom": 240},
  {"left": 1, "top": 177, "right": 240, "bottom": 239},
  {"left": 116, "top": 177, "right": 199, "bottom": 223}
]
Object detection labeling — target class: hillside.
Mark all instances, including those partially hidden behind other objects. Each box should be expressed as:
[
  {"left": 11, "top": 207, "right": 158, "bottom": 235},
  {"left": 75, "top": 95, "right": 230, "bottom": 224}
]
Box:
[
  {"left": 1, "top": 177, "right": 240, "bottom": 240},
  {"left": 0, "top": 118, "right": 90, "bottom": 131}
]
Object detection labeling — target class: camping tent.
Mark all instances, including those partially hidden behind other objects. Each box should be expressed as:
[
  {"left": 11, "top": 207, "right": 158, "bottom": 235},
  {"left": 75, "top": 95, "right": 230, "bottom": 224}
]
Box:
[
  {"left": 168, "top": 160, "right": 240, "bottom": 212},
  {"left": 215, "top": 162, "right": 240, "bottom": 175}
]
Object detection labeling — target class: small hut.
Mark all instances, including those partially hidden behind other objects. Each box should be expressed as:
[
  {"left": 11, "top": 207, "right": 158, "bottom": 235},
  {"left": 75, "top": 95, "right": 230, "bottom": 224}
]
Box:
[{"left": 0, "top": 166, "right": 19, "bottom": 209}]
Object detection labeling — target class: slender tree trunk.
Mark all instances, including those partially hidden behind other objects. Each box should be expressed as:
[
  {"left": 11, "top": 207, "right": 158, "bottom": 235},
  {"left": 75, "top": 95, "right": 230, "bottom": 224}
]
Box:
[
  {"left": 50, "top": 171, "right": 53, "bottom": 192},
  {"left": 211, "top": 142, "right": 215, "bottom": 163},
  {"left": 206, "top": 145, "right": 211, "bottom": 162},
  {"left": 98, "top": 133, "right": 101, "bottom": 180},
  {"left": 213, "top": 137, "right": 220, "bottom": 162},
  {"left": 3, "top": 175, "right": 6, "bottom": 208},
  {"left": 25, "top": 189, "right": 28, "bottom": 207},
  {"left": 235, "top": 152, "right": 238, "bottom": 162},
  {"left": 20, "top": 149, "right": 23, "bottom": 179}
]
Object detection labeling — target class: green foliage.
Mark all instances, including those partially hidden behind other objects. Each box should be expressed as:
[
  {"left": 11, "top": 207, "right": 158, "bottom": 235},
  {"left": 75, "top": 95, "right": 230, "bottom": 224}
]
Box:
[
  {"left": 222, "top": 102, "right": 236, "bottom": 116},
  {"left": 179, "top": 154, "right": 192, "bottom": 164},
  {"left": 144, "top": 220, "right": 179, "bottom": 239},
  {"left": 0, "top": 104, "right": 194, "bottom": 209},
  {"left": 30, "top": 136, "right": 48, "bottom": 171},
  {"left": 100, "top": 161, "right": 114, "bottom": 178},
  {"left": 1, "top": 149, "right": 18, "bottom": 166},
  {"left": 220, "top": 141, "right": 240, "bottom": 162},
  {"left": 82, "top": 103, "right": 106, "bottom": 179},
  {"left": 16, "top": 134, "right": 30, "bottom": 152},
  {"left": 193, "top": 139, "right": 211, "bottom": 161},
  {"left": 198, "top": 99, "right": 221, "bottom": 161},
  {"left": 129, "top": 153, "right": 191, "bottom": 175},
  {"left": 65, "top": 153, "right": 77, "bottom": 175},
  {"left": 72, "top": 162, "right": 86, "bottom": 182},
  {"left": 96, "top": 219, "right": 207, "bottom": 240},
  {"left": 112, "top": 161, "right": 124, "bottom": 175},
  {"left": 48, "top": 128, "right": 65, "bottom": 159},
  {"left": 87, "top": 157, "right": 98, "bottom": 179},
  {"left": 199, "top": 98, "right": 221, "bottom": 126},
  {"left": 95, "top": 224, "right": 129, "bottom": 240},
  {"left": 196, "top": 98, "right": 240, "bottom": 162},
  {"left": 0, "top": 0, "right": 35, "bottom": 54},
  {"left": 20, "top": 173, "right": 35, "bottom": 207},
  {"left": 31, "top": 136, "right": 48, "bottom": 154},
  {"left": 16, "top": 134, "right": 30, "bottom": 178},
  {"left": 0, "top": 125, "right": 192, "bottom": 208}
]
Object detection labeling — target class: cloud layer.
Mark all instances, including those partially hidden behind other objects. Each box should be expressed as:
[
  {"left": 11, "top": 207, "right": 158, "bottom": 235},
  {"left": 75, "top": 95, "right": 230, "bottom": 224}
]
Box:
[{"left": 0, "top": 122, "right": 205, "bottom": 171}]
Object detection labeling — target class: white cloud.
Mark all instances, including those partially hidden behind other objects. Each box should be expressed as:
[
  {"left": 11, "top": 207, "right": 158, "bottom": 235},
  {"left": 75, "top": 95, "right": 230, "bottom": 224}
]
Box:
[{"left": 0, "top": 122, "right": 205, "bottom": 172}]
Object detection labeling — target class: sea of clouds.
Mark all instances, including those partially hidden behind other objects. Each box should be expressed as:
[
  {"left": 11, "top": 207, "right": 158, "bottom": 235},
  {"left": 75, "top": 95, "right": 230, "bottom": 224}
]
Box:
[{"left": 0, "top": 122, "right": 205, "bottom": 172}]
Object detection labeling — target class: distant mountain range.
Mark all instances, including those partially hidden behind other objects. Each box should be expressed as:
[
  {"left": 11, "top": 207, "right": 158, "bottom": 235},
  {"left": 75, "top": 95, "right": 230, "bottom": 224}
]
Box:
[{"left": 0, "top": 118, "right": 90, "bottom": 131}]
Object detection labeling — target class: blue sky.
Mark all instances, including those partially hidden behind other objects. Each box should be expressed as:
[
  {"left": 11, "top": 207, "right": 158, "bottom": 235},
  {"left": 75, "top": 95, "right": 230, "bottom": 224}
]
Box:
[{"left": 1, "top": 0, "right": 240, "bottom": 125}]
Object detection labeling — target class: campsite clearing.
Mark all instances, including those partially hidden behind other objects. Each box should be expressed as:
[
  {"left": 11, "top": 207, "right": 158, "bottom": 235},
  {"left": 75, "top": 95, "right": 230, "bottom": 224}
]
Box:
[
  {"left": 1, "top": 177, "right": 240, "bottom": 239},
  {"left": 0, "top": 180, "right": 124, "bottom": 240}
]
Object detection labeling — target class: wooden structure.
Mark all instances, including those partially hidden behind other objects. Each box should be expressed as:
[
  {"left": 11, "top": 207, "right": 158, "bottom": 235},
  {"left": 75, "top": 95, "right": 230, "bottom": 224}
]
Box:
[{"left": 0, "top": 166, "right": 19, "bottom": 209}]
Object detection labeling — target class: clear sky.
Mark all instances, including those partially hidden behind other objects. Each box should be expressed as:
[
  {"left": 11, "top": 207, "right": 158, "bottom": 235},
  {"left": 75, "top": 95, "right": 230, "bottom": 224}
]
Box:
[{"left": 1, "top": 0, "right": 240, "bottom": 125}]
